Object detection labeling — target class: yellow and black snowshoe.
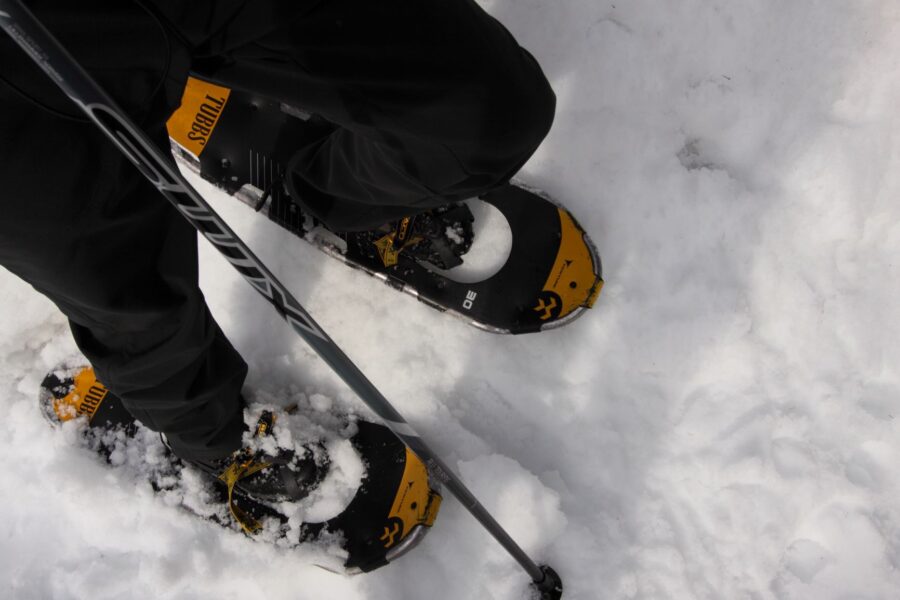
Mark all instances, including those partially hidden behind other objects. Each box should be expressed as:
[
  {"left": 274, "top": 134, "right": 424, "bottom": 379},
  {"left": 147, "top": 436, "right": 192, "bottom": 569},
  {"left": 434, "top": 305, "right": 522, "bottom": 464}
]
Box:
[
  {"left": 167, "top": 75, "right": 603, "bottom": 334},
  {"left": 40, "top": 365, "right": 441, "bottom": 573}
]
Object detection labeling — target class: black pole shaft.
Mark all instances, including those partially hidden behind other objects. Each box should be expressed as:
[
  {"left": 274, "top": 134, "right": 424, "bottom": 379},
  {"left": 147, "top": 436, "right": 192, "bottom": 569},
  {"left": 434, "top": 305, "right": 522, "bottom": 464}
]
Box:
[{"left": 0, "top": 0, "right": 551, "bottom": 586}]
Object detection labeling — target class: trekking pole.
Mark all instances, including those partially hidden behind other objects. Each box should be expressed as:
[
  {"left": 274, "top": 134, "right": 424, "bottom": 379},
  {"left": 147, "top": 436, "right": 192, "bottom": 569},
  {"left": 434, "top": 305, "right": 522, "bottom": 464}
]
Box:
[{"left": 0, "top": 2, "right": 563, "bottom": 598}]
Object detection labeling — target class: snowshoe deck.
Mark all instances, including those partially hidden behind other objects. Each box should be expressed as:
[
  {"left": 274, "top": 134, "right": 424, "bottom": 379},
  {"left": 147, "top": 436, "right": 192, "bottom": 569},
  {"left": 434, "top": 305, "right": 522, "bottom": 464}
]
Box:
[
  {"left": 40, "top": 365, "right": 441, "bottom": 574},
  {"left": 167, "top": 76, "right": 603, "bottom": 334}
]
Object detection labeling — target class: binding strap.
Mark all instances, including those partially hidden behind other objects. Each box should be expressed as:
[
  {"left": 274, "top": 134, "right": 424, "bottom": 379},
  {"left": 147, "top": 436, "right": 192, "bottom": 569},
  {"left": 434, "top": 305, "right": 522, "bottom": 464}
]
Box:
[
  {"left": 217, "top": 412, "right": 276, "bottom": 534},
  {"left": 374, "top": 216, "right": 423, "bottom": 267}
]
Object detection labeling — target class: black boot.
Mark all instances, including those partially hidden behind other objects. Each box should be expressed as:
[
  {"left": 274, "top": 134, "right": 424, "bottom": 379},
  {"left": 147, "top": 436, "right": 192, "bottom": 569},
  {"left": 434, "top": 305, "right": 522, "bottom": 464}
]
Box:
[
  {"left": 182, "top": 410, "right": 329, "bottom": 505},
  {"left": 354, "top": 202, "right": 475, "bottom": 270}
]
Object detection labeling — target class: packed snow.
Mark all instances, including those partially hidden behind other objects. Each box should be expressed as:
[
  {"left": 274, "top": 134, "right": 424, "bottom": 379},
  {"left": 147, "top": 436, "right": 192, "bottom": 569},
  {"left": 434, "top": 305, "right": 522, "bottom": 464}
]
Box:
[{"left": 3, "top": 1, "right": 900, "bottom": 598}]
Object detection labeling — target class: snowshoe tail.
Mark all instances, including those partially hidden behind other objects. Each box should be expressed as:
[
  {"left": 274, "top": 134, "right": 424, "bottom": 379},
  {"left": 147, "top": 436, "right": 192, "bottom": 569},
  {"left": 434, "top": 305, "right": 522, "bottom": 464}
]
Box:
[{"left": 39, "top": 365, "right": 440, "bottom": 573}]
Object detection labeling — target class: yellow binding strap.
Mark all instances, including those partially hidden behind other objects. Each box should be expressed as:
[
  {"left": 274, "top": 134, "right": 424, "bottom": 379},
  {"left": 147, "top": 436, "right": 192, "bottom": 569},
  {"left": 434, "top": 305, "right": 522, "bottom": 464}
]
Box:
[
  {"left": 218, "top": 456, "right": 272, "bottom": 535},
  {"left": 217, "top": 412, "right": 277, "bottom": 535}
]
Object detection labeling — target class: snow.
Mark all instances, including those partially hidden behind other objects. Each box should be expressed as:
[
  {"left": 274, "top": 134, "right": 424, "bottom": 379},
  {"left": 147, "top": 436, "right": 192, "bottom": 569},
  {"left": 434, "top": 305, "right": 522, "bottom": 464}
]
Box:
[
  {"left": 436, "top": 199, "right": 513, "bottom": 283},
  {"left": 3, "top": 1, "right": 900, "bottom": 599}
]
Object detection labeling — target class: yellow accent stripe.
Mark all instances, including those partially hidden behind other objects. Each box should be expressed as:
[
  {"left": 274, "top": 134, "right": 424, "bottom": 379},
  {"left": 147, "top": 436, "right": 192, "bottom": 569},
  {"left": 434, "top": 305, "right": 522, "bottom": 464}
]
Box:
[
  {"left": 586, "top": 278, "right": 604, "bottom": 309},
  {"left": 166, "top": 77, "right": 231, "bottom": 157}
]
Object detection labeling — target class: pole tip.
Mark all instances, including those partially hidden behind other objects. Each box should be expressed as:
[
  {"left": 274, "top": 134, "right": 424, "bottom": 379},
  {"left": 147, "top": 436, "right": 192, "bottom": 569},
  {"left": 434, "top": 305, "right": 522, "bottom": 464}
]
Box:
[{"left": 531, "top": 565, "right": 563, "bottom": 600}]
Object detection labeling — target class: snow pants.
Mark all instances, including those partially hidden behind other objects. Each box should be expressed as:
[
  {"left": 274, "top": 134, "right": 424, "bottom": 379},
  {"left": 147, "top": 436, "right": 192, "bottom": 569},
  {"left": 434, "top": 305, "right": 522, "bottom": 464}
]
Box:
[
  {"left": 195, "top": 0, "right": 556, "bottom": 231},
  {"left": 0, "top": 0, "right": 554, "bottom": 460}
]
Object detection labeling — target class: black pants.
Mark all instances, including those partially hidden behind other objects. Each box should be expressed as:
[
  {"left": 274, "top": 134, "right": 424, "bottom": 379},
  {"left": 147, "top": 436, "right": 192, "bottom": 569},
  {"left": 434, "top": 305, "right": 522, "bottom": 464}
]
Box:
[
  {"left": 198, "top": 0, "right": 555, "bottom": 230},
  {"left": 0, "top": 0, "right": 554, "bottom": 460}
]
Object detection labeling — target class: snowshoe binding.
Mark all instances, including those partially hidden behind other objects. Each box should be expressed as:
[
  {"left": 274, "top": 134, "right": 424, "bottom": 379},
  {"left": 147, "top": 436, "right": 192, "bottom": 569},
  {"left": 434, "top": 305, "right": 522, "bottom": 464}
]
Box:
[
  {"left": 353, "top": 204, "right": 475, "bottom": 270},
  {"left": 40, "top": 365, "right": 441, "bottom": 573}
]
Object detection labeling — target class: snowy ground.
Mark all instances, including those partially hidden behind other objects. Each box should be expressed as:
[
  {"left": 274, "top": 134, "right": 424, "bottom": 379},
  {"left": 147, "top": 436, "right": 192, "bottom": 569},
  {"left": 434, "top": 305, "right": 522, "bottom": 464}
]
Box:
[{"left": 3, "top": 1, "right": 900, "bottom": 599}]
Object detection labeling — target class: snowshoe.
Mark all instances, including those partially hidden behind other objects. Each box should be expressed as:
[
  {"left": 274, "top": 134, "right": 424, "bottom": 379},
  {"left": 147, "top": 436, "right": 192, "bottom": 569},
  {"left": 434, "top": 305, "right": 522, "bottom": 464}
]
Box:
[
  {"left": 167, "top": 75, "right": 603, "bottom": 334},
  {"left": 39, "top": 364, "right": 441, "bottom": 573}
]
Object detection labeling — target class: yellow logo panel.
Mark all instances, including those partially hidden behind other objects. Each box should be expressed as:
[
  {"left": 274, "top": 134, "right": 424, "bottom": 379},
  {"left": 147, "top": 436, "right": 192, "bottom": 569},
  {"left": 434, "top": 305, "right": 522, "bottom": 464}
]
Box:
[
  {"left": 53, "top": 368, "right": 108, "bottom": 423},
  {"left": 166, "top": 77, "right": 231, "bottom": 157}
]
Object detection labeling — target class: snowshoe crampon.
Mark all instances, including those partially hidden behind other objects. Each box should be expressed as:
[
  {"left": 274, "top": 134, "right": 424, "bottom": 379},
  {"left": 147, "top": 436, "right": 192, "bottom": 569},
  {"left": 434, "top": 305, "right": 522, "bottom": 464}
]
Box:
[
  {"left": 167, "top": 75, "right": 603, "bottom": 334},
  {"left": 39, "top": 365, "right": 441, "bottom": 573}
]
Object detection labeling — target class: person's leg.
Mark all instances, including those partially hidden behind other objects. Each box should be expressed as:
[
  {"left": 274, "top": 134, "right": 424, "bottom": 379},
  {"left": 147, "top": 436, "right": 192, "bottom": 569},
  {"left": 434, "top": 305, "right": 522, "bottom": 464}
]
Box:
[
  {"left": 196, "top": 0, "right": 556, "bottom": 231},
  {"left": 0, "top": 84, "right": 246, "bottom": 463}
]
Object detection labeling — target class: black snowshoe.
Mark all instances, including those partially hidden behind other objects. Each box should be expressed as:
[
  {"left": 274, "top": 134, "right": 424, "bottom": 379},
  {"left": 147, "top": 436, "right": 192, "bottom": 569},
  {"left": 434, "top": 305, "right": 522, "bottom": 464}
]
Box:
[
  {"left": 168, "top": 75, "right": 603, "bottom": 334},
  {"left": 40, "top": 365, "right": 441, "bottom": 573}
]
